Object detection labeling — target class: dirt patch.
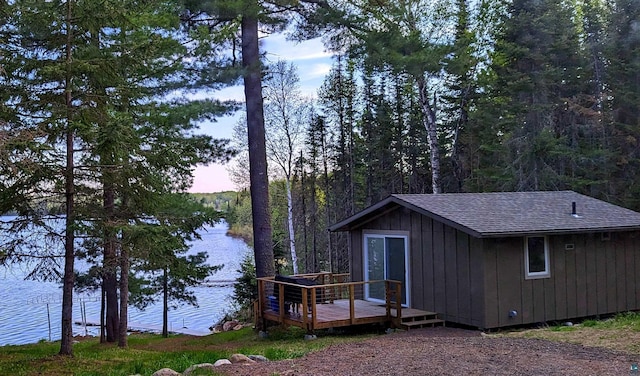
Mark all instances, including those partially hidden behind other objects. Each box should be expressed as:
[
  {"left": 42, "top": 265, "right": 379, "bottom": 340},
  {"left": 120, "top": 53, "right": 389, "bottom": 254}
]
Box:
[
  {"left": 216, "top": 327, "right": 639, "bottom": 375},
  {"left": 503, "top": 326, "right": 640, "bottom": 354}
]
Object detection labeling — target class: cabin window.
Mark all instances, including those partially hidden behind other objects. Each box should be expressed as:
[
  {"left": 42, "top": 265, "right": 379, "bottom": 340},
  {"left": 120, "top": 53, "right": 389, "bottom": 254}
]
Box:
[{"left": 525, "top": 236, "right": 550, "bottom": 279}]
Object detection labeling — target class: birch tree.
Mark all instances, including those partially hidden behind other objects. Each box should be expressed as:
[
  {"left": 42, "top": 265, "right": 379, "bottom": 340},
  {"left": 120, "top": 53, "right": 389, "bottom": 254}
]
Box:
[{"left": 264, "top": 61, "right": 311, "bottom": 275}]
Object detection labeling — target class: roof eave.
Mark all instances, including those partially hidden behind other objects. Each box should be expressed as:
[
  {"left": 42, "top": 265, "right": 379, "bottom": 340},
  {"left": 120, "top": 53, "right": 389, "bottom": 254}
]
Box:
[
  {"left": 328, "top": 196, "right": 401, "bottom": 232},
  {"left": 477, "top": 225, "right": 640, "bottom": 238},
  {"left": 328, "top": 195, "right": 484, "bottom": 238}
]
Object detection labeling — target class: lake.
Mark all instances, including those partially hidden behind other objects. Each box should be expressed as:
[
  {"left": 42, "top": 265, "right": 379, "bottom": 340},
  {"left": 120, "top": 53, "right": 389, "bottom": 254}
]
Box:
[{"left": 0, "top": 220, "right": 250, "bottom": 346}]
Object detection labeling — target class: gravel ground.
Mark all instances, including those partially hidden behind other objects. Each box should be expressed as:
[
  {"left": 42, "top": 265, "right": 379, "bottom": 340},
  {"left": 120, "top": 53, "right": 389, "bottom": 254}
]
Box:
[{"left": 217, "top": 327, "right": 639, "bottom": 376}]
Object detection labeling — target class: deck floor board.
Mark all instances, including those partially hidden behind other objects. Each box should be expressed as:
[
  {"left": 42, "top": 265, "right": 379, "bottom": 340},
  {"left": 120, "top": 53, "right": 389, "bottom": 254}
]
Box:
[{"left": 263, "top": 299, "right": 437, "bottom": 330}]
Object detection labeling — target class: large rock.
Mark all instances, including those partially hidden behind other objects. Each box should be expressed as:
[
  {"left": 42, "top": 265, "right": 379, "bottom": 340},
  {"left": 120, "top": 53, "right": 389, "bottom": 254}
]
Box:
[
  {"left": 183, "top": 363, "right": 216, "bottom": 375},
  {"left": 151, "top": 368, "right": 180, "bottom": 376},
  {"left": 213, "top": 359, "right": 232, "bottom": 367},
  {"left": 222, "top": 320, "right": 239, "bottom": 332},
  {"left": 229, "top": 353, "right": 256, "bottom": 364},
  {"left": 248, "top": 355, "right": 269, "bottom": 362}
]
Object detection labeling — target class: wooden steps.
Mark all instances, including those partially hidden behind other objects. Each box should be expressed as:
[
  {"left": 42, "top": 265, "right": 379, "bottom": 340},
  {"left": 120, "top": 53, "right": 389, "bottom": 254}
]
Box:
[{"left": 398, "top": 311, "right": 444, "bottom": 330}]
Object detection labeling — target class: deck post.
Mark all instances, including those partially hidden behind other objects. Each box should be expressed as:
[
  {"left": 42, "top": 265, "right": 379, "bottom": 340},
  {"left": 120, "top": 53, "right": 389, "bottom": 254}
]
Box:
[
  {"left": 311, "top": 287, "right": 318, "bottom": 330},
  {"left": 278, "top": 283, "right": 285, "bottom": 322},
  {"left": 302, "top": 287, "right": 309, "bottom": 329},
  {"left": 349, "top": 284, "right": 355, "bottom": 324},
  {"left": 385, "top": 280, "right": 391, "bottom": 319},
  {"left": 394, "top": 281, "right": 402, "bottom": 319}
]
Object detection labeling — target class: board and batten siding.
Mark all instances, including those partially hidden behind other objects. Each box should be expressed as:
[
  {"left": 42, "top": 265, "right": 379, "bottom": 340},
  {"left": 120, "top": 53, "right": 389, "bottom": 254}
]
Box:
[
  {"left": 348, "top": 206, "right": 485, "bottom": 327},
  {"left": 482, "top": 231, "right": 640, "bottom": 329}
]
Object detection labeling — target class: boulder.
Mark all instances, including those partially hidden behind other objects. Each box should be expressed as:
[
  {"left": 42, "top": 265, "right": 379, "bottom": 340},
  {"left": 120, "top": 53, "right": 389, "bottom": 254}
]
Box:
[
  {"left": 229, "top": 353, "right": 256, "bottom": 364},
  {"left": 222, "top": 320, "right": 239, "bottom": 332},
  {"left": 183, "top": 363, "right": 216, "bottom": 375},
  {"left": 248, "top": 355, "right": 269, "bottom": 362},
  {"left": 152, "top": 368, "right": 180, "bottom": 376},
  {"left": 233, "top": 324, "right": 244, "bottom": 331},
  {"left": 213, "top": 359, "right": 232, "bottom": 367}
]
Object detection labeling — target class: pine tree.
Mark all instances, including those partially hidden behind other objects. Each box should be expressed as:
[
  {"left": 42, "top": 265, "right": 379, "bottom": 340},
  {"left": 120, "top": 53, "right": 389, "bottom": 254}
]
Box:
[
  {"left": 479, "top": 0, "right": 590, "bottom": 191},
  {"left": 604, "top": 0, "right": 640, "bottom": 208}
]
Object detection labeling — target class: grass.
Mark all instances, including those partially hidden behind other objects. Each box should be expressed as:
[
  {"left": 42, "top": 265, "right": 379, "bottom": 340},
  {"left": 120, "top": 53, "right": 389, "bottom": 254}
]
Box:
[
  {"left": 5, "top": 313, "right": 640, "bottom": 376},
  {"left": 0, "top": 326, "right": 377, "bottom": 376},
  {"left": 497, "top": 311, "right": 640, "bottom": 354}
]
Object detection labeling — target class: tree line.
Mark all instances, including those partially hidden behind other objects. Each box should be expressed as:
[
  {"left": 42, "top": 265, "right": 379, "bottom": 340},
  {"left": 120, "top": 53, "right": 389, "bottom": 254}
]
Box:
[{"left": 226, "top": 0, "right": 640, "bottom": 279}]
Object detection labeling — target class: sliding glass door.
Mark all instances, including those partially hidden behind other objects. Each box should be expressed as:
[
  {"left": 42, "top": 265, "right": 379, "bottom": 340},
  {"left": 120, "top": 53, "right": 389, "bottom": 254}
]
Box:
[{"left": 364, "top": 233, "right": 409, "bottom": 306}]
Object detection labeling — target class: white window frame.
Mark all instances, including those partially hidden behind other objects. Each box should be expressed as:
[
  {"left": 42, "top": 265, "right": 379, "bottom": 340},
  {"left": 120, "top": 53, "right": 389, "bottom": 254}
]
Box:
[
  {"left": 525, "top": 235, "right": 550, "bottom": 279},
  {"left": 363, "top": 231, "right": 410, "bottom": 307}
]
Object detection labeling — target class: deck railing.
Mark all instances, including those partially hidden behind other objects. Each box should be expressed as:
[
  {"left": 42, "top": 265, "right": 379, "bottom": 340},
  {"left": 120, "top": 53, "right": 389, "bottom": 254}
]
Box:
[{"left": 256, "top": 273, "right": 403, "bottom": 331}]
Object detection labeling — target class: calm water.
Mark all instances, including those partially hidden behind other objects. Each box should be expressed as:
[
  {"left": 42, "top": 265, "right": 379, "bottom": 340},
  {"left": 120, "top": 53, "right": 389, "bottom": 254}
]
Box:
[{"left": 0, "top": 220, "right": 249, "bottom": 346}]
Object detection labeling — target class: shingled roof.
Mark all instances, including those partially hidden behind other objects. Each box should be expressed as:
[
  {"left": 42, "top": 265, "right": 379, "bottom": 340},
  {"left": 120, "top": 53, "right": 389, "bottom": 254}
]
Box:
[{"left": 329, "top": 191, "right": 640, "bottom": 237}]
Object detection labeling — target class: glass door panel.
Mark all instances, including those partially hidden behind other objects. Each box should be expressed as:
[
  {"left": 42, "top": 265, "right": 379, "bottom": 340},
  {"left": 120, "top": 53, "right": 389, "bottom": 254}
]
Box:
[
  {"left": 386, "top": 237, "right": 407, "bottom": 305},
  {"left": 364, "top": 234, "right": 409, "bottom": 306},
  {"left": 366, "top": 236, "right": 385, "bottom": 300}
]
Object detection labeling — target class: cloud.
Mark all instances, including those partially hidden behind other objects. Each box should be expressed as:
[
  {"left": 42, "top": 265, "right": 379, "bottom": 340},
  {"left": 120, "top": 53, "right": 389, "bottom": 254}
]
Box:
[
  {"left": 307, "top": 62, "right": 332, "bottom": 79},
  {"left": 263, "top": 35, "right": 333, "bottom": 63}
]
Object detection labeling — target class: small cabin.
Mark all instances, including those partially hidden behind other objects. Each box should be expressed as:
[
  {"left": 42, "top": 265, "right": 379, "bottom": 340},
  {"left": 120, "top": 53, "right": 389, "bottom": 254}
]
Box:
[{"left": 329, "top": 191, "right": 640, "bottom": 329}]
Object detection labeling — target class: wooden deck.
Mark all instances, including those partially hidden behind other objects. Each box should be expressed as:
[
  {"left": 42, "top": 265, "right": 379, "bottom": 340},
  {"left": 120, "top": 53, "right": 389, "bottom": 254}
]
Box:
[{"left": 257, "top": 273, "right": 443, "bottom": 332}]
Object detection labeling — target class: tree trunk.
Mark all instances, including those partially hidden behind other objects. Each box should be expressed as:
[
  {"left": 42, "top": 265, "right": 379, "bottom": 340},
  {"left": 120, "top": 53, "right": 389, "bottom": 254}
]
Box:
[
  {"left": 241, "top": 14, "right": 274, "bottom": 278},
  {"left": 118, "top": 242, "right": 129, "bottom": 347},
  {"left": 162, "top": 267, "right": 168, "bottom": 338},
  {"left": 103, "top": 183, "right": 119, "bottom": 343},
  {"left": 285, "top": 177, "right": 298, "bottom": 274},
  {"left": 321, "top": 124, "right": 332, "bottom": 272},
  {"left": 416, "top": 75, "right": 442, "bottom": 194},
  {"left": 59, "top": 0, "right": 75, "bottom": 356},
  {"left": 100, "top": 286, "right": 105, "bottom": 343}
]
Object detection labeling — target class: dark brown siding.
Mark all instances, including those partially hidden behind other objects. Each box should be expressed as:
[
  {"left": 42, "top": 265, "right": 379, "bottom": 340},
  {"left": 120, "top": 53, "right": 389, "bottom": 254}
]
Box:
[
  {"left": 410, "top": 211, "right": 425, "bottom": 309},
  {"left": 585, "top": 234, "right": 599, "bottom": 315},
  {"left": 469, "top": 237, "right": 485, "bottom": 327},
  {"left": 350, "top": 229, "right": 363, "bottom": 282},
  {"left": 484, "top": 231, "right": 640, "bottom": 328},
  {"left": 457, "top": 231, "right": 471, "bottom": 323},
  {"left": 575, "top": 234, "right": 588, "bottom": 317},
  {"left": 496, "top": 238, "right": 524, "bottom": 327},
  {"left": 483, "top": 240, "right": 499, "bottom": 328},
  {"left": 433, "top": 221, "right": 446, "bottom": 315}
]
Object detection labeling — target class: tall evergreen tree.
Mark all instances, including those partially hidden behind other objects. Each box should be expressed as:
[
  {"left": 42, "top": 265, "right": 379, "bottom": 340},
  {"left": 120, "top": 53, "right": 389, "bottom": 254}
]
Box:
[
  {"left": 479, "top": 0, "right": 590, "bottom": 191},
  {"left": 605, "top": 0, "right": 640, "bottom": 208},
  {"left": 0, "top": 0, "right": 85, "bottom": 354}
]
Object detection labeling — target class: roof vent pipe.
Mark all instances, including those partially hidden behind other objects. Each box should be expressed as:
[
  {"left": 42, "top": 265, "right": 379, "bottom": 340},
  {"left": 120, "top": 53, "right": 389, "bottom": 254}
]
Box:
[{"left": 572, "top": 201, "right": 576, "bottom": 215}]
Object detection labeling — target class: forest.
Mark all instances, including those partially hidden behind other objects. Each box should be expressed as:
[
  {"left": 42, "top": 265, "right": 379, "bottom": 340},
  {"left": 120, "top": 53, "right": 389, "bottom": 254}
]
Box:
[
  {"left": 0, "top": 0, "right": 638, "bottom": 355},
  {"left": 225, "top": 0, "right": 640, "bottom": 280}
]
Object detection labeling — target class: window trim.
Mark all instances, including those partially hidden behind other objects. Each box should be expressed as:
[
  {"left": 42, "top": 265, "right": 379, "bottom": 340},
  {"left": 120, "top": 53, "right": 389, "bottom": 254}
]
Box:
[{"left": 524, "top": 236, "right": 550, "bottom": 279}]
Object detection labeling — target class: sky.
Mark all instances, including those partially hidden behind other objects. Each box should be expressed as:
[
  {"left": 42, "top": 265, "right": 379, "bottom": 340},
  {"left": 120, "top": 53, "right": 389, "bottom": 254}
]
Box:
[{"left": 189, "top": 34, "right": 333, "bottom": 193}]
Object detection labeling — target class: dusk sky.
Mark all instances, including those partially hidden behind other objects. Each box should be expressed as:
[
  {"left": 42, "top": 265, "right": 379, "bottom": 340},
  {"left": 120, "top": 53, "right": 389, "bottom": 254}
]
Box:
[{"left": 189, "top": 34, "right": 333, "bottom": 193}]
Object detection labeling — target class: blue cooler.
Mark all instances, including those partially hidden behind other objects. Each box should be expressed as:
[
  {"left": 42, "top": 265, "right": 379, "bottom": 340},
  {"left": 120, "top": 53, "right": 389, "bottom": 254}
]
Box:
[{"left": 268, "top": 295, "right": 278, "bottom": 312}]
